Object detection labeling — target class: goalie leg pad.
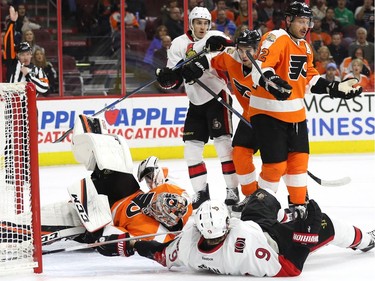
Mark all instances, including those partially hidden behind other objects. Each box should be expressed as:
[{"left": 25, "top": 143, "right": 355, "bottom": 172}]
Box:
[
  {"left": 68, "top": 177, "right": 112, "bottom": 232},
  {"left": 72, "top": 133, "right": 133, "bottom": 173}
]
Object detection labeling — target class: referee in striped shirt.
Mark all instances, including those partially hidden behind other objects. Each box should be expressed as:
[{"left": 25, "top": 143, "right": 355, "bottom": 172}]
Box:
[{"left": 8, "top": 42, "right": 49, "bottom": 96}]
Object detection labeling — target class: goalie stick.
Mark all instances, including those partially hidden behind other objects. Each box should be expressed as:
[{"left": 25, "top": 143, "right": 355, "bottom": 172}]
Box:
[
  {"left": 243, "top": 50, "right": 352, "bottom": 187},
  {"left": 42, "top": 231, "right": 182, "bottom": 255},
  {"left": 53, "top": 49, "right": 209, "bottom": 143}
]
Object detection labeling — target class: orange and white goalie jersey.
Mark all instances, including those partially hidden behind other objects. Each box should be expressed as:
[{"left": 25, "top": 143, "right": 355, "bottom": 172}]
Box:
[
  {"left": 164, "top": 218, "right": 301, "bottom": 277},
  {"left": 111, "top": 183, "right": 193, "bottom": 242},
  {"left": 208, "top": 47, "right": 254, "bottom": 120},
  {"left": 251, "top": 29, "right": 320, "bottom": 123}
]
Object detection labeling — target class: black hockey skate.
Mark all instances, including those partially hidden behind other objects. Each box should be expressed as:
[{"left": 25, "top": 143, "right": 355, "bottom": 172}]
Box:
[
  {"left": 225, "top": 187, "right": 239, "bottom": 205},
  {"left": 231, "top": 196, "right": 250, "bottom": 212},
  {"left": 192, "top": 184, "right": 210, "bottom": 209}
]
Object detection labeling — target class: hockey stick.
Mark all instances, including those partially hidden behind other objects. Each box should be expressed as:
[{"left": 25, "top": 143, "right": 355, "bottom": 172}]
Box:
[
  {"left": 53, "top": 49, "right": 209, "bottom": 143},
  {"left": 193, "top": 78, "right": 252, "bottom": 128},
  {"left": 42, "top": 230, "right": 182, "bottom": 255},
  {"left": 244, "top": 51, "right": 352, "bottom": 187}
]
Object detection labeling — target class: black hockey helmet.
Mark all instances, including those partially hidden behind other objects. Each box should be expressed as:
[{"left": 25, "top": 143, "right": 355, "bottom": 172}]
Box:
[
  {"left": 236, "top": 29, "right": 260, "bottom": 48},
  {"left": 16, "top": 42, "right": 32, "bottom": 53},
  {"left": 285, "top": 1, "right": 314, "bottom": 28}
]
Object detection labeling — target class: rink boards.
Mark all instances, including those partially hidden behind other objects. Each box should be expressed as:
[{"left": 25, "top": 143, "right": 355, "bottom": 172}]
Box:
[{"left": 36, "top": 92, "right": 375, "bottom": 166}]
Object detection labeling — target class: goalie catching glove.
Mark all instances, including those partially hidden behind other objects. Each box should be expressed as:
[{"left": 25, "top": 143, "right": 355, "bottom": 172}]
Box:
[
  {"left": 311, "top": 77, "right": 362, "bottom": 99},
  {"left": 155, "top": 67, "right": 183, "bottom": 90},
  {"left": 205, "top": 35, "right": 234, "bottom": 52},
  {"left": 259, "top": 71, "right": 292, "bottom": 101},
  {"left": 181, "top": 56, "right": 209, "bottom": 83},
  {"left": 96, "top": 233, "right": 135, "bottom": 257}
]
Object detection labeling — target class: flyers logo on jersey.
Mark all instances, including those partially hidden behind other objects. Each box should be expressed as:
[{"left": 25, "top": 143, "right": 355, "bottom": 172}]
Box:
[
  {"left": 289, "top": 55, "right": 307, "bottom": 80},
  {"left": 266, "top": 33, "right": 276, "bottom": 42}
]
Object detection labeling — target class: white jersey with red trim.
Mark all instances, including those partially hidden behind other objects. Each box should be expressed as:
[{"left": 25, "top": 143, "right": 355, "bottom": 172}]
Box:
[
  {"left": 164, "top": 218, "right": 297, "bottom": 277},
  {"left": 167, "top": 30, "right": 230, "bottom": 105}
]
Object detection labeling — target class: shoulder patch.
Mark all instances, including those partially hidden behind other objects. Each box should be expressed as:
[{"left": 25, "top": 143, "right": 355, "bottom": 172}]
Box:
[
  {"left": 226, "top": 47, "right": 236, "bottom": 54},
  {"left": 266, "top": 33, "right": 276, "bottom": 43}
]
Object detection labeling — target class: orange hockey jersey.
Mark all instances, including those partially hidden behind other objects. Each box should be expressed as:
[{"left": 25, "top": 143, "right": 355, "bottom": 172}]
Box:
[
  {"left": 209, "top": 47, "right": 255, "bottom": 120},
  {"left": 250, "top": 29, "right": 320, "bottom": 123},
  {"left": 111, "top": 182, "right": 192, "bottom": 242}
]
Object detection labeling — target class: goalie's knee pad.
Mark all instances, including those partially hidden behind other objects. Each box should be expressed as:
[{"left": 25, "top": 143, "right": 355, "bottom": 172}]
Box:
[{"left": 73, "top": 114, "right": 108, "bottom": 136}]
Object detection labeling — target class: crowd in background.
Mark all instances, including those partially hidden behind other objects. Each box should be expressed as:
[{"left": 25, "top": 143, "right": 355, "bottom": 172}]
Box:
[{"left": 1, "top": 0, "right": 374, "bottom": 94}]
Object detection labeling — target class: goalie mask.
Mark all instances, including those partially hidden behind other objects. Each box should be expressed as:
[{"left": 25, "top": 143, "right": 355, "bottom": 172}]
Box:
[
  {"left": 137, "top": 156, "right": 167, "bottom": 189},
  {"left": 143, "top": 193, "right": 189, "bottom": 228},
  {"left": 195, "top": 200, "right": 230, "bottom": 239}
]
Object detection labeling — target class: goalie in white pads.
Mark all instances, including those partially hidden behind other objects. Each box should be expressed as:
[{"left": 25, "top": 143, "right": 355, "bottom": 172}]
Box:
[
  {"left": 60, "top": 115, "right": 192, "bottom": 257},
  {"left": 130, "top": 189, "right": 374, "bottom": 277}
]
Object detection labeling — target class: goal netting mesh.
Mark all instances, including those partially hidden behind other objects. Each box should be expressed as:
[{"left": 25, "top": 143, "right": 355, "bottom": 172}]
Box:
[{"left": 0, "top": 82, "right": 42, "bottom": 273}]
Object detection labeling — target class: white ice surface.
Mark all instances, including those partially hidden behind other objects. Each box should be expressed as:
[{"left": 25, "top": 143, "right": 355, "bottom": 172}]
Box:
[{"left": 2, "top": 154, "right": 375, "bottom": 280}]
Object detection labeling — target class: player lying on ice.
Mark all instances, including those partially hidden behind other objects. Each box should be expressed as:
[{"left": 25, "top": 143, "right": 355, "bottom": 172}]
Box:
[
  {"left": 32, "top": 114, "right": 193, "bottom": 253},
  {"left": 121, "top": 190, "right": 375, "bottom": 277}
]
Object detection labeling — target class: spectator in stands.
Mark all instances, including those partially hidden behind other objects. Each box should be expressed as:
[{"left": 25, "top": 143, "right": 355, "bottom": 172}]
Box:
[
  {"left": 321, "top": 62, "right": 341, "bottom": 82},
  {"left": 314, "top": 45, "right": 335, "bottom": 75},
  {"left": 153, "top": 35, "right": 172, "bottom": 68},
  {"left": 264, "top": 9, "right": 285, "bottom": 33},
  {"left": 21, "top": 28, "right": 42, "bottom": 54},
  {"left": 348, "top": 27, "right": 374, "bottom": 66},
  {"left": 144, "top": 25, "right": 169, "bottom": 65},
  {"left": 235, "top": 0, "right": 248, "bottom": 26},
  {"left": 334, "top": 0, "right": 355, "bottom": 27},
  {"left": 310, "top": 17, "right": 332, "bottom": 52},
  {"left": 210, "top": 0, "right": 235, "bottom": 22},
  {"left": 327, "top": 32, "right": 348, "bottom": 67},
  {"left": 32, "top": 47, "right": 57, "bottom": 96},
  {"left": 109, "top": 1, "right": 139, "bottom": 33},
  {"left": 126, "top": 0, "right": 147, "bottom": 30},
  {"left": 340, "top": 46, "right": 372, "bottom": 79},
  {"left": 214, "top": 8, "right": 237, "bottom": 38},
  {"left": 311, "top": 0, "right": 328, "bottom": 20},
  {"left": 258, "top": 0, "right": 275, "bottom": 24},
  {"left": 354, "top": 0, "right": 374, "bottom": 28},
  {"left": 233, "top": 23, "right": 248, "bottom": 41},
  {"left": 343, "top": 58, "right": 372, "bottom": 92},
  {"left": 164, "top": 7, "right": 184, "bottom": 40},
  {"left": 321, "top": 7, "right": 342, "bottom": 34},
  {"left": 14, "top": 3, "right": 41, "bottom": 32},
  {"left": 161, "top": 0, "right": 179, "bottom": 24}
]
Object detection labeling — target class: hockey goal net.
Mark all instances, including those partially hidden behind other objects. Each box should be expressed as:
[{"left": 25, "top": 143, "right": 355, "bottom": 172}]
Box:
[{"left": 0, "top": 82, "right": 42, "bottom": 273}]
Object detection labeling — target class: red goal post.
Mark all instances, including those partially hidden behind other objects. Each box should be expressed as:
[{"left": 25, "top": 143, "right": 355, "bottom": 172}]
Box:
[{"left": 0, "top": 82, "right": 42, "bottom": 273}]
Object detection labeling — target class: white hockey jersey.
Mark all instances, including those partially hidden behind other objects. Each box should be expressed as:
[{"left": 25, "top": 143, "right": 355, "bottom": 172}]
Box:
[
  {"left": 164, "top": 218, "right": 299, "bottom": 277},
  {"left": 166, "top": 30, "right": 231, "bottom": 105}
]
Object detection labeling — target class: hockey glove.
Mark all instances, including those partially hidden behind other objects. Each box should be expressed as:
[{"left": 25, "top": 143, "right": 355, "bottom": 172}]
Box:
[
  {"left": 259, "top": 71, "right": 292, "bottom": 101},
  {"left": 155, "top": 67, "right": 183, "bottom": 90},
  {"left": 292, "top": 200, "right": 322, "bottom": 247},
  {"left": 205, "top": 35, "right": 234, "bottom": 52},
  {"left": 134, "top": 240, "right": 172, "bottom": 267},
  {"left": 327, "top": 78, "right": 362, "bottom": 99},
  {"left": 311, "top": 77, "right": 362, "bottom": 99},
  {"left": 96, "top": 233, "right": 135, "bottom": 257},
  {"left": 181, "top": 56, "right": 209, "bottom": 83}
]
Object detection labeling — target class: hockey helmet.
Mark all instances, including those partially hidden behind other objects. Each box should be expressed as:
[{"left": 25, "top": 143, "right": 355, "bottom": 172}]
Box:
[
  {"left": 16, "top": 42, "right": 32, "bottom": 53},
  {"left": 195, "top": 200, "right": 230, "bottom": 239},
  {"left": 189, "top": 6, "right": 212, "bottom": 30},
  {"left": 236, "top": 29, "right": 260, "bottom": 48},
  {"left": 285, "top": 1, "right": 314, "bottom": 28},
  {"left": 137, "top": 156, "right": 167, "bottom": 189}
]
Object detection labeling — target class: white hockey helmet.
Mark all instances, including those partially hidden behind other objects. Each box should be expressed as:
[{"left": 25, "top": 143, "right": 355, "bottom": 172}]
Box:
[
  {"left": 189, "top": 6, "right": 212, "bottom": 30},
  {"left": 195, "top": 200, "right": 230, "bottom": 239},
  {"left": 137, "top": 156, "right": 167, "bottom": 189}
]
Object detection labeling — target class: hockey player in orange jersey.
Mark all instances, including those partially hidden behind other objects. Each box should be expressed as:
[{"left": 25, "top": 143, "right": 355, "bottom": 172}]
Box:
[
  {"left": 249, "top": 1, "right": 362, "bottom": 217},
  {"left": 180, "top": 29, "right": 262, "bottom": 212}
]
